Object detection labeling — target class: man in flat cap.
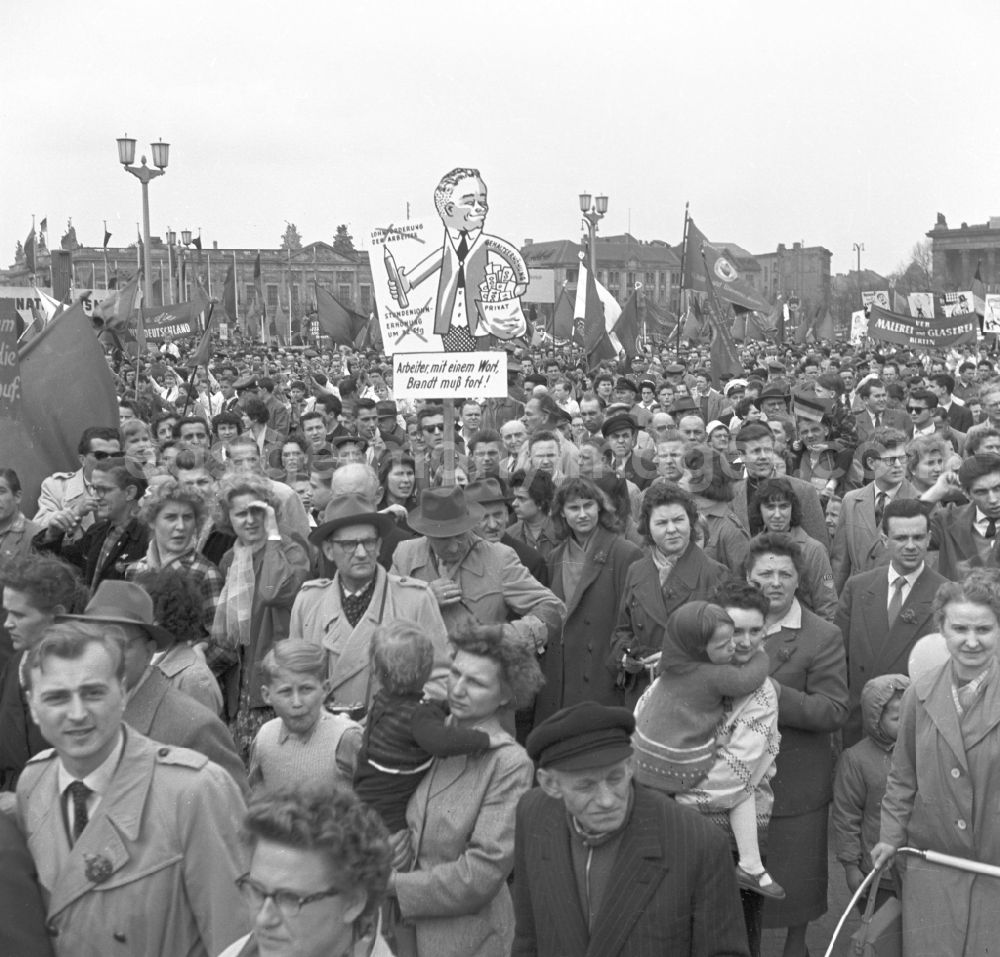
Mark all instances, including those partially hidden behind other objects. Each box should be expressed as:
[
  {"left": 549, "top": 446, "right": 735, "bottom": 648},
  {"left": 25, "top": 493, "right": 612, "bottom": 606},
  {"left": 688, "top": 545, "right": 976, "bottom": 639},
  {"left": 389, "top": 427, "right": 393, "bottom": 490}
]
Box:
[{"left": 512, "top": 702, "right": 749, "bottom": 957}]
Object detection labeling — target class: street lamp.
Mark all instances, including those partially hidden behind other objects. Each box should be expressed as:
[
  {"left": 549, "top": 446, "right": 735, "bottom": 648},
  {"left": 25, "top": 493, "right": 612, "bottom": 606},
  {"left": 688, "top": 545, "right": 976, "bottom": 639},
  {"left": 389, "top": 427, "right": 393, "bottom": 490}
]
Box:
[
  {"left": 579, "top": 191, "right": 609, "bottom": 275},
  {"left": 852, "top": 242, "right": 865, "bottom": 308},
  {"left": 117, "top": 134, "right": 169, "bottom": 305}
]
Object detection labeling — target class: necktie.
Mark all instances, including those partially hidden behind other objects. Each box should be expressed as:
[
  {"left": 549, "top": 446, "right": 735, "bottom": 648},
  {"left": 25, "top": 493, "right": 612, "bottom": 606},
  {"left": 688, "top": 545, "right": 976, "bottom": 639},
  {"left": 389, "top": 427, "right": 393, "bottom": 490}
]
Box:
[
  {"left": 874, "top": 413, "right": 882, "bottom": 429},
  {"left": 986, "top": 518, "right": 997, "bottom": 540},
  {"left": 887, "top": 577, "right": 906, "bottom": 628},
  {"left": 455, "top": 230, "right": 469, "bottom": 291},
  {"left": 341, "top": 578, "right": 376, "bottom": 628},
  {"left": 67, "top": 780, "right": 91, "bottom": 842},
  {"left": 875, "top": 491, "right": 887, "bottom": 527}
]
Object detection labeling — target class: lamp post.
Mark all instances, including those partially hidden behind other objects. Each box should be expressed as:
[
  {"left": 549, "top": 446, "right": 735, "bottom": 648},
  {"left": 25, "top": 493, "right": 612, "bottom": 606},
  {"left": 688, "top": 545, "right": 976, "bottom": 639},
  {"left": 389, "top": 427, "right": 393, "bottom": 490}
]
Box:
[
  {"left": 579, "top": 192, "right": 609, "bottom": 276},
  {"left": 116, "top": 134, "right": 169, "bottom": 305},
  {"left": 180, "top": 229, "right": 193, "bottom": 301},
  {"left": 852, "top": 242, "right": 865, "bottom": 308}
]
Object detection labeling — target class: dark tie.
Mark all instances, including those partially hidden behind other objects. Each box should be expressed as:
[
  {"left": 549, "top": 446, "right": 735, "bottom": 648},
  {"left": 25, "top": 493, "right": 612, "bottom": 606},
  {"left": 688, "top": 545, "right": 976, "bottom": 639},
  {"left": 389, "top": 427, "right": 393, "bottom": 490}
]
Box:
[
  {"left": 887, "top": 577, "right": 906, "bottom": 628},
  {"left": 67, "top": 780, "right": 91, "bottom": 842},
  {"left": 874, "top": 413, "right": 882, "bottom": 429},
  {"left": 875, "top": 491, "right": 887, "bottom": 528},
  {"left": 986, "top": 518, "right": 997, "bottom": 540},
  {"left": 455, "top": 230, "right": 469, "bottom": 291}
]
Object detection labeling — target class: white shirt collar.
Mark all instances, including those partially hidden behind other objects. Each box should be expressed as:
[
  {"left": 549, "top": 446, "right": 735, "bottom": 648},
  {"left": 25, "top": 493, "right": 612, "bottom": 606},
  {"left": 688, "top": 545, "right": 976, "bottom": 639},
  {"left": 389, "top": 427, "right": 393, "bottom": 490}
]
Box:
[
  {"left": 888, "top": 563, "right": 924, "bottom": 588},
  {"left": 447, "top": 226, "right": 482, "bottom": 244},
  {"left": 765, "top": 598, "right": 802, "bottom": 635},
  {"left": 57, "top": 729, "right": 125, "bottom": 798}
]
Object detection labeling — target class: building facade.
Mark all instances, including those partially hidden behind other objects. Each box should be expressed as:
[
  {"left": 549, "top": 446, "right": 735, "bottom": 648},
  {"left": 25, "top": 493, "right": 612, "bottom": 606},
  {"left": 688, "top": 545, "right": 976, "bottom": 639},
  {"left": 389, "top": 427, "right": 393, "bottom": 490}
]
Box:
[
  {"left": 754, "top": 242, "right": 832, "bottom": 316},
  {"left": 927, "top": 213, "right": 1000, "bottom": 291}
]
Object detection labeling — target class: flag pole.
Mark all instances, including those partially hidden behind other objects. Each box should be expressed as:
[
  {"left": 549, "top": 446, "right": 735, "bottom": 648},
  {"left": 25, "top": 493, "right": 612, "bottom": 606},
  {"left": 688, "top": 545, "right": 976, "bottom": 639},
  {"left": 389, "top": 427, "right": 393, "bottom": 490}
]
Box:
[
  {"left": 676, "top": 202, "right": 689, "bottom": 358},
  {"left": 103, "top": 221, "right": 109, "bottom": 290}
]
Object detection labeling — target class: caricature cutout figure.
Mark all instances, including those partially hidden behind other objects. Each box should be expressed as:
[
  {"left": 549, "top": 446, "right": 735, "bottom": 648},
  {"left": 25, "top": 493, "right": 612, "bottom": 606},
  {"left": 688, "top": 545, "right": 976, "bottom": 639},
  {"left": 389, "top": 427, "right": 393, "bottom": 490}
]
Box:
[{"left": 387, "top": 167, "right": 529, "bottom": 351}]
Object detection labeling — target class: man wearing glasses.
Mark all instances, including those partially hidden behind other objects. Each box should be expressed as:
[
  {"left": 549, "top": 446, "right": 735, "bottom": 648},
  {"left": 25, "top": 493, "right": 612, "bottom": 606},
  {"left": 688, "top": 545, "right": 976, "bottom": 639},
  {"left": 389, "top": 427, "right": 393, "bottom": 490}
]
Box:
[
  {"left": 831, "top": 428, "right": 919, "bottom": 592},
  {"left": 413, "top": 404, "right": 467, "bottom": 490},
  {"left": 906, "top": 389, "right": 939, "bottom": 438},
  {"left": 290, "top": 496, "right": 449, "bottom": 715},
  {"left": 33, "top": 427, "right": 122, "bottom": 540},
  {"left": 221, "top": 786, "right": 394, "bottom": 957}
]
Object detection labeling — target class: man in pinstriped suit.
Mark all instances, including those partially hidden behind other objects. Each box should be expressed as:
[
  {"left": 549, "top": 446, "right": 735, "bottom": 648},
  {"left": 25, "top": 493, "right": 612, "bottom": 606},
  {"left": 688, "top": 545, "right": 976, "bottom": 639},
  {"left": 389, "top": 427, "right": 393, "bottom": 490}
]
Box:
[{"left": 512, "top": 702, "right": 749, "bottom": 957}]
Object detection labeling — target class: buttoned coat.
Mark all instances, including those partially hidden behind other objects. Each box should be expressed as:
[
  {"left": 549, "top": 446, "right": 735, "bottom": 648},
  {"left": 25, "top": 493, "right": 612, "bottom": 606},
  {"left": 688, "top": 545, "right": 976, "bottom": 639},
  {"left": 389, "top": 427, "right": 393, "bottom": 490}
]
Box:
[
  {"left": 534, "top": 527, "right": 642, "bottom": 722},
  {"left": 290, "top": 565, "right": 450, "bottom": 710},
  {"left": 830, "top": 479, "right": 920, "bottom": 591},
  {"left": 16, "top": 729, "right": 249, "bottom": 957},
  {"left": 394, "top": 735, "right": 535, "bottom": 957},
  {"left": 929, "top": 501, "right": 1000, "bottom": 581},
  {"left": 879, "top": 665, "right": 1000, "bottom": 957},
  {"left": 834, "top": 563, "right": 946, "bottom": 746},
  {"left": 732, "top": 475, "right": 829, "bottom": 549},
  {"left": 511, "top": 783, "right": 750, "bottom": 957},
  {"left": 609, "top": 543, "right": 730, "bottom": 708},
  {"left": 391, "top": 537, "right": 565, "bottom": 647},
  {"left": 124, "top": 667, "right": 248, "bottom": 794},
  {"left": 764, "top": 603, "right": 849, "bottom": 817},
  {"left": 853, "top": 408, "right": 913, "bottom": 443}
]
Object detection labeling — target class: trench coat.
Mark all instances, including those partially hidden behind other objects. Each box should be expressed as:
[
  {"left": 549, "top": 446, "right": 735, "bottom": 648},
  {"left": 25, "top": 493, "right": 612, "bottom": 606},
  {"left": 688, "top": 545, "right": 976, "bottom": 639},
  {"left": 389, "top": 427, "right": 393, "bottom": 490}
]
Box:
[
  {"left": 394, "top": 731, "right": 534, "bottom": 957},
  {"left": 290, "top": 564, "right": 450, "bottom": 710},
  {"left": 16, "top": 728, "right": 249, "bottom": 957},
  {"left": 609, "top": 543, "right": 729, "bottom": 708},
  {"left": 534, "top": 526, "right": 642, "bottom": 722},
  {"left": 880, "top": 664, "right": 1000, "bottom": 957}
]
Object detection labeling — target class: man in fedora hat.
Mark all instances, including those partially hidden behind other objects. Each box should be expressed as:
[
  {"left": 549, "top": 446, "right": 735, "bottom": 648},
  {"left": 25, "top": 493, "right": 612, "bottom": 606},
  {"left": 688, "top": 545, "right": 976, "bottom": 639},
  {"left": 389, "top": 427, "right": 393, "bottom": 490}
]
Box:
[
  {"left": 59, "top": 580, "right": 247, "bottom": 794},
  {"left": 290, "top": 495, "right": 449, "bottom": 714},
  {"left": 465, "top": 478, "right": 548, "bottom": 584},
  {"left": 512, "top": 702, "right": 749, "bottom": 957},
  {"left": 391, "top": 486, "right": 564, "bottom": 651}
]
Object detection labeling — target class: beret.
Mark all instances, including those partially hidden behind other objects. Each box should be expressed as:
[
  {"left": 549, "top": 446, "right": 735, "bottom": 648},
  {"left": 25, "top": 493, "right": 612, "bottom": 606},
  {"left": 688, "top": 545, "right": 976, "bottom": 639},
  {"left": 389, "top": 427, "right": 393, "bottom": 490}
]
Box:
[{"left": 526, "top": 702, "right": 635, "bottom": 771}]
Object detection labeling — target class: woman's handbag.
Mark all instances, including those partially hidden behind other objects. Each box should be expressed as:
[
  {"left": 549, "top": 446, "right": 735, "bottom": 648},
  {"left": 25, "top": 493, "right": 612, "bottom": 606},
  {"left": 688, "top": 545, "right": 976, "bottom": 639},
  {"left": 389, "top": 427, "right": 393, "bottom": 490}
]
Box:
[{"left": 849, "top": 866, "right": 902, "bottom": 957}]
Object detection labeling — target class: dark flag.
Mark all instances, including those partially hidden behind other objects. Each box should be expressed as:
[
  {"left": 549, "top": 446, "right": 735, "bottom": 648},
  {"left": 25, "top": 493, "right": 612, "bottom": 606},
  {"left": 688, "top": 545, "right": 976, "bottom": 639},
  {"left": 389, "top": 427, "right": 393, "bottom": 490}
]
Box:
[
  {"left": 552, "top": 285, "right": 574, "bottom": 339},
  {"left": 613, "top": 289, "right": 642, "bottom": 359},
  {"left": 314, "top": 283, "right": 367, "bottom": 346},
  {"left": 192, "top": 234, "right": 202, "bottom": 251},
  {"left": 187, "top": 304, "right": 217, "bottom": 369},
  {"left": 700, "top": 246, "right": 743, "bottom": 388},
  {"left": 24, "top": 227, "right": 36, "bottom": 272},
  {"left": 103, "top": 225, "right": 112, "bottom": 249},
  {"left": 580, "top": 263, "right": 617, "bottom": 364},
  {"left": 222, "top": 264, "right": 237, "bottom": 323},
  {"left": 683, "top": 217, "right": 770, "bottom": 313}
]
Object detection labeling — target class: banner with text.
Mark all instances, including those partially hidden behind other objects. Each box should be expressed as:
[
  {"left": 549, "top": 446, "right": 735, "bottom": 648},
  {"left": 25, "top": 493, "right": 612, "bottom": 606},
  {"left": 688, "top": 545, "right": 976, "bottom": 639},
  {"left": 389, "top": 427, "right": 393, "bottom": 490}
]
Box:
[
  {"left": 392, "top": 351, "right": 507, "bottom": 400},
  {"left": 862, "top": 290, "right": 889, "bottom": 310},
  {"left": 868, "top": 304, "right": 978, "bottom": 348}
]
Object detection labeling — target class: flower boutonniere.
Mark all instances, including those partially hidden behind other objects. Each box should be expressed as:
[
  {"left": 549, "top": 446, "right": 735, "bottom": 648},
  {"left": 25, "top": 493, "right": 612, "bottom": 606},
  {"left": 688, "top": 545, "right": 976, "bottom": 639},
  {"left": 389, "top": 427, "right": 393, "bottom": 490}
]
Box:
[
  {"left": 777, "top": 647, "right": 794, "bottom": 663},
  {"left": 898, "top": 608, "right": 916, "bottom": 625},
  {"left": 84, "top": 853, "right": 114, "bottom": 885}
]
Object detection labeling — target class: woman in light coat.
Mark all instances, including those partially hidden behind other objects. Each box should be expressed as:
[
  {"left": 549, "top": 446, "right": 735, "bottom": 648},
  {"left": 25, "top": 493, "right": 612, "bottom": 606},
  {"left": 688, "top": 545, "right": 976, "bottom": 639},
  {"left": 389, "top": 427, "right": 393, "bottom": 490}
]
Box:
[
  {"left": 873, "top": 570, "right": 1000, "bottom": 957},
  {"left": 390, "top": 623, "right": 543, "bottom": 957}
]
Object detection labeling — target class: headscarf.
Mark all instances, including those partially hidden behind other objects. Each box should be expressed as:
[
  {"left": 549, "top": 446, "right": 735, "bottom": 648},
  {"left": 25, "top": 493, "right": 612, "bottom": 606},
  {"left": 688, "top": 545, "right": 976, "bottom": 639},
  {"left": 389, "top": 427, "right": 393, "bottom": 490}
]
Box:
[
  {"left": 860, "top": 673, "right": 910, "bottom": 750},
  {"left": 658, "top": 601, "right": 733, "bottom": 676}
]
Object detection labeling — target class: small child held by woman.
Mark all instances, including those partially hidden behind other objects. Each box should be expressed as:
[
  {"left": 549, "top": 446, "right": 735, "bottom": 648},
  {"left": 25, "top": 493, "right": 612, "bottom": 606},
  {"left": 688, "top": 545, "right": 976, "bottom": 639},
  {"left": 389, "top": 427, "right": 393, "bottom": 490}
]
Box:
[
  {"left": 353, "top": 621, "right": 493, "bottom": 833},
  {"left": 632, "top": 601, "right": 784, "bottom": 899}
]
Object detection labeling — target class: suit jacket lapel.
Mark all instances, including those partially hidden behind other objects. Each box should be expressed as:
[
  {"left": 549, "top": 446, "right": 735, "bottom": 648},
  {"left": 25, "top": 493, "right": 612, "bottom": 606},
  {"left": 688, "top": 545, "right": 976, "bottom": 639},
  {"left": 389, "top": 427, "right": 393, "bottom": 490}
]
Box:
[
  {"left": 586, "top": 789, "right": 669, "bottom": 957},
  {"left": 858, "top": 574, "right": 889, "bottom": 663},
  {"left": 328, "top": 570, "right": 387, "bottom": 689},
  {"left": 122, "top": 668, "right": 168, "bottom": 735},
  {"left": 875, "top": 568, "right": 937, "bottom": 672},
  {"left": 536, "top": 804, "right": 589, "bottom": 956},
  {"left": 920, "top": 668, "right": 969, "bottom": 771}
]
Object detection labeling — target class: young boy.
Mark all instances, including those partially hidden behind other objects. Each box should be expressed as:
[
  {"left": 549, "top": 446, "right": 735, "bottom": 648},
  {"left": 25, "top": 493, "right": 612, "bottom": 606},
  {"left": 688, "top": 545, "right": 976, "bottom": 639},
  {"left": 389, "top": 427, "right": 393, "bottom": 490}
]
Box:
[
  {"left": 248, "top": 640, "right": 362, "bottom": 791},
  {"left": 832, "top": 673, "right": 909, "bottom": 910}
]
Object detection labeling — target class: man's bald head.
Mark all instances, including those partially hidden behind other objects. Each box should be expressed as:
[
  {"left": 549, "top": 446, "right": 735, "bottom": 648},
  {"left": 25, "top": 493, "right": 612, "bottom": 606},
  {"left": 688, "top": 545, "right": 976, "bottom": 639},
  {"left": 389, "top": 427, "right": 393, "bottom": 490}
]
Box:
[{"left": 329, "top": 463, "right": 380, "bottom": 507}]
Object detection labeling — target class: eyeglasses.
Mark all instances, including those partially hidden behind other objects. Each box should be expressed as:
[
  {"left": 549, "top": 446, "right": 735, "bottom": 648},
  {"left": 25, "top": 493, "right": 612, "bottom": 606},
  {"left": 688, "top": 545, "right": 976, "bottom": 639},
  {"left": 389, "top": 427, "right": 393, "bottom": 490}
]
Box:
[
  {"left": 329, "top": 537, "right": 379, "bottom": 553},
  {"left": 878, "top": 455, "right": 907, "bottom": 465},
  {"left": 236, "top": 875, "right": 341, "bottom": 919},
  {"left": 906, "top": 406, "right": 928, "bottom": 414},
  {"left": 422, "top": 423, "right": 445, "bottom": 434},
  {"left": 89, "top": 450, "right": 115, "bottom": 461}
]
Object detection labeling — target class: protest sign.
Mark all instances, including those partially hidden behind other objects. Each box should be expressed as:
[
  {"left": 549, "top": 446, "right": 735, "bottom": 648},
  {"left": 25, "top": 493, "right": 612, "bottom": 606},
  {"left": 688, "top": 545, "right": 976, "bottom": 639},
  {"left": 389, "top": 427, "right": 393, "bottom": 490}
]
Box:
[
  {"left": 368, "top": 169, "right": 530, "bottom": 355},
  {"left": 984, "top": 294, "right": 1000, "bottom": 334},
  {"left": 868, "top": 304, "right": 977, "bottom": 348},
  {"left": 907, "top": 292, "right": 935, "bottom": 319},
  {"left": 392, "top": 351, "right": 507, "bottom": 401},
  {"left": 942, "top": 290, "right": 974, "bottom": 318},
  {"left": 850, "top": 310, "right": 868, "bottom": 344},
  {"left": 862, "top": 290, "right": 889, "bottom": 310}
]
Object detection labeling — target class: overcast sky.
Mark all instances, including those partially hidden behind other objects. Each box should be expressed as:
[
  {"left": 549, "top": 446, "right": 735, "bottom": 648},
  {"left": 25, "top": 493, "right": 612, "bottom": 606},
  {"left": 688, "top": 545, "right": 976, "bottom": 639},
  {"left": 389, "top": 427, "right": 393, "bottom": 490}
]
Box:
[{"left": 3, "top": 0, "right": 998, "bottom": 278}]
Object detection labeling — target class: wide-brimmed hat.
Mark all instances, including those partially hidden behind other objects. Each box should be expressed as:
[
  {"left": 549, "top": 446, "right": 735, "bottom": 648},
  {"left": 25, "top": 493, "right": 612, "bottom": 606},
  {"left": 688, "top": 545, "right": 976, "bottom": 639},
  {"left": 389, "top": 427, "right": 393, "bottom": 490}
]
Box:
[
  {"left": 465, "top": 478, "right": 512, "bottom": 506},
  {"left": 58, "top": 580, "right": 175, "bottom": 649},
  {"left": 407, "top": 486, "right": 485, "bottom": 537},
  {"left": 309, "top": 494, "right": 394, "bottom": 547}
]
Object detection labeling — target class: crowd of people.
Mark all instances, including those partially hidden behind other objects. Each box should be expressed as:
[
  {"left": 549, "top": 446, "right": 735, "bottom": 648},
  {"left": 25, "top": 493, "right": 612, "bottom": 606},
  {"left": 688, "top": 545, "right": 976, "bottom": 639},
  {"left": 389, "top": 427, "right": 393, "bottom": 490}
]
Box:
[{"left": 3, "top": 331, "right": 1000, "bottom": 956}]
